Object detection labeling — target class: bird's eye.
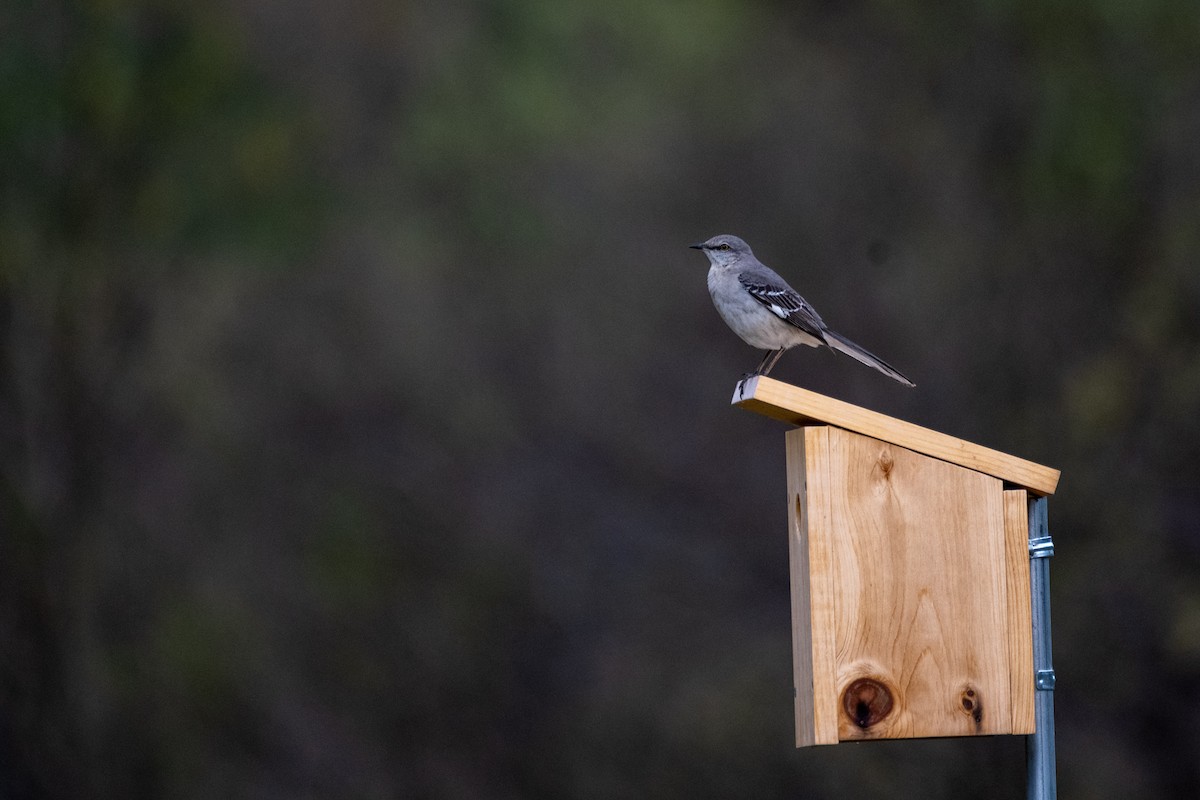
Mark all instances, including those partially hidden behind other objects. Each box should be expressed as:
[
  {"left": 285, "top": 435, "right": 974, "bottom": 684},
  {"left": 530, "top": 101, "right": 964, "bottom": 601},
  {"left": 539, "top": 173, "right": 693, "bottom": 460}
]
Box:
[{"left": 718, "top": 243, "right": 731, "bottom": 251}]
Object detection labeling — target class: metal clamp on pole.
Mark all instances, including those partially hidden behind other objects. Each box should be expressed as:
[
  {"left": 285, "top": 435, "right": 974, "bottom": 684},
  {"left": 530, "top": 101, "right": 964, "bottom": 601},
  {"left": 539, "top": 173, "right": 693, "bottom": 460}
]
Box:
[
  {"left": 1029, "top": 536, "right": 1055, "bottom": 559},
  {"left": 1027, "top": 496, "right": 1057, "bottom": 800}
]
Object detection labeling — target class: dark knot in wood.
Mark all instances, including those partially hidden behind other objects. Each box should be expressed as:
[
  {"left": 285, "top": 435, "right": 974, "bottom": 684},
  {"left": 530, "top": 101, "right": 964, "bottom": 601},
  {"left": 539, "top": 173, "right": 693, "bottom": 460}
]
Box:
[
  {"left": 877, "top": 450, "right": 894, "bottom": 478},
  {"left": 842, "top": 677, "right": 894, "bottom": 729},
  {"left": 960, "top": 685, "right": 983, "bottom": 728}
]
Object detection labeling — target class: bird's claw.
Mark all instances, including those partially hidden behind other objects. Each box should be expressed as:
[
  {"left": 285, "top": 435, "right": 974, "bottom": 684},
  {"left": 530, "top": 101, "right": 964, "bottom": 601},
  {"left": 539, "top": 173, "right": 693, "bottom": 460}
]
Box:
[{"left": 736, "top": 372, "right": 758, "bottom": 400}]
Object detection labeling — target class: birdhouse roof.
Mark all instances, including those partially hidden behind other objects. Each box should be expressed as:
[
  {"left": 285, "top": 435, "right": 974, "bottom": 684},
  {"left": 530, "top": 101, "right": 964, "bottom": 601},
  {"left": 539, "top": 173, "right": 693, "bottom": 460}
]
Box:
[{"left": 734, "top": 376, "right": 1060, "bottom": 496}]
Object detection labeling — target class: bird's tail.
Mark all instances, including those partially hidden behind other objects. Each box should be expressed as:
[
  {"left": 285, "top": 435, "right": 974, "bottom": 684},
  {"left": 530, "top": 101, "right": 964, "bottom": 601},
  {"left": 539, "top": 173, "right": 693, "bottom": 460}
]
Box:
[{"left": 825, "top": 330, "right": 916, "bottom": 387}]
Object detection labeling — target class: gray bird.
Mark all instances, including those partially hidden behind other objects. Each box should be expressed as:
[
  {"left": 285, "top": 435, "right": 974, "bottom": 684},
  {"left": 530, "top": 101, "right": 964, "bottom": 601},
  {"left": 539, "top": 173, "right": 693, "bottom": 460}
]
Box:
[{"left": 692, "top": 234, "right": 914, "bottom": 387}]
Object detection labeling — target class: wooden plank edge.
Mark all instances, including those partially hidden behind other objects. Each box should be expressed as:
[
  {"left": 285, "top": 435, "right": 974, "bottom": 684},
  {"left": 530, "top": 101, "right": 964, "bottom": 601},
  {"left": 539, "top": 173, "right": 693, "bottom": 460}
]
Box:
[
  {"left": 785, "top": 429, "right": 817, "bottom": 747},
  {"left": 803, "top": 427, "right": 840, "bottom": 745},
  {"left": 1003, "top": 489, "right": 1036, "bottom": 735},
  {"left": 732, "top": 376, "right": 1061, "bottom": 496}
]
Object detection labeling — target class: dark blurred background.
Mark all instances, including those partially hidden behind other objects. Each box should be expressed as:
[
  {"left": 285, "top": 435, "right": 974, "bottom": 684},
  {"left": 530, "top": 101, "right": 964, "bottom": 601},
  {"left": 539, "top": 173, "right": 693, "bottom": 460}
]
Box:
[{"left": 3, "top": 1, "right": 1199, "bottom": 798}]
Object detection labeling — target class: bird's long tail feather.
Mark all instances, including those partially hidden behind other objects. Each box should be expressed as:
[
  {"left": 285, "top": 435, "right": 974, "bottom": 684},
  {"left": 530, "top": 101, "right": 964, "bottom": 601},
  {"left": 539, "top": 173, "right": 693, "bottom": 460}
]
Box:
[{"left": 824, "top": 330, "right": 915, "bottom": 387}]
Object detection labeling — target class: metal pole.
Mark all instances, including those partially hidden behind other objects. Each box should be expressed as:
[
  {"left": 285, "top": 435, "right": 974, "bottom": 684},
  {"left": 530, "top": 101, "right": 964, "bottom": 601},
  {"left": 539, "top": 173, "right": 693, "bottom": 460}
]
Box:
[{"left": 1027, "top": 496, "right": 1057, "bottom": 800}]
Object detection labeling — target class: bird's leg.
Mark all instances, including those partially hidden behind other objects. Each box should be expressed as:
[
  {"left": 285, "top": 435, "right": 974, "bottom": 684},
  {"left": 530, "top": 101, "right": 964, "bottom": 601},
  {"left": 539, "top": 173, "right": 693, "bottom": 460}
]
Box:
[
  {"left": 758, "top": 348, "right": 786, "bottom": 376},
  {"left": 748, "top": 349, "right": 778, "bottom": 376},
  {"left": 737, "top": 349, "right": 784, "bottom": 399}
]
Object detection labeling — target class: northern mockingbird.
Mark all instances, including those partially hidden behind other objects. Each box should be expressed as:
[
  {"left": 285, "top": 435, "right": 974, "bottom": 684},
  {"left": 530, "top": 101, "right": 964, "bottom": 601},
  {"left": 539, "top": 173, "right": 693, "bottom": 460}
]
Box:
[{"left": 691, "top": 234, "right": 915, "bottom": 387}]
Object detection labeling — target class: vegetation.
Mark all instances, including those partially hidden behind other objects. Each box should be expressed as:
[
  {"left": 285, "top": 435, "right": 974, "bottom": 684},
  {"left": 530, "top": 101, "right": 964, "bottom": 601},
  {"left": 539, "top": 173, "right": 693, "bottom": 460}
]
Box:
[{"left": 3, "top": 1, "right": 1200, "bottom": 797}]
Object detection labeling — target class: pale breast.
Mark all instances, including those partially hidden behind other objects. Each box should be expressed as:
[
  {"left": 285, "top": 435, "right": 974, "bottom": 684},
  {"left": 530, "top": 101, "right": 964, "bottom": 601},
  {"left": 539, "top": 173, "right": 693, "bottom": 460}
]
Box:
[{"left": 708, "top": 266, "right": 817, "bottom": 350}]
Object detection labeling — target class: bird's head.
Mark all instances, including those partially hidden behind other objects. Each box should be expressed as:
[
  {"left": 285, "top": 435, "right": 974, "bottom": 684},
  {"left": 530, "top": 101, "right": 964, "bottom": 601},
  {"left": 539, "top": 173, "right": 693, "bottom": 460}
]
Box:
[{"left": 689, "top": 234, "right": 753, "bottom": 267}]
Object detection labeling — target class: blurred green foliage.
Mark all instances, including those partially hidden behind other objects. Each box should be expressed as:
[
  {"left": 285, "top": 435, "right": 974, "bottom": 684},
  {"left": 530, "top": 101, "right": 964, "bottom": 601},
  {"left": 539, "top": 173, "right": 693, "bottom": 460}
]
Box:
[{"left": 3, "top": 1, "right": 1200, "bottom": 798}]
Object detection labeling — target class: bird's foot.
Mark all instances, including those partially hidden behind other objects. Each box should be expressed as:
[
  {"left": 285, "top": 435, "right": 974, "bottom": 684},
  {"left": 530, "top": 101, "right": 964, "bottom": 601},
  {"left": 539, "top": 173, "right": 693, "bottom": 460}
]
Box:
[{"left": 736, "top": 372, "right": 758, "bottom": 399}]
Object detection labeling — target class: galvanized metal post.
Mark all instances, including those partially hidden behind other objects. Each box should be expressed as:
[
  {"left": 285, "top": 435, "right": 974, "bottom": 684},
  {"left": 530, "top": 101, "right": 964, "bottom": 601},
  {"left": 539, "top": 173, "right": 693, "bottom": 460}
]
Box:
[{"left": 1027, "top": 496, "right": 1057, "bottom": 800}]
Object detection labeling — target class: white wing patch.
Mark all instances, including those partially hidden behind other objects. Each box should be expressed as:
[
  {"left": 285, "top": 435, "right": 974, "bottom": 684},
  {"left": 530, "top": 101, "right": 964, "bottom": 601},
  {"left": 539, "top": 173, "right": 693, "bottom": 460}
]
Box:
[
  {"left": 739, "top": 276, "right": 828, "bottom": 341},
  {"left": 755, "top": 287, "right": 798, "bottom": 321}
]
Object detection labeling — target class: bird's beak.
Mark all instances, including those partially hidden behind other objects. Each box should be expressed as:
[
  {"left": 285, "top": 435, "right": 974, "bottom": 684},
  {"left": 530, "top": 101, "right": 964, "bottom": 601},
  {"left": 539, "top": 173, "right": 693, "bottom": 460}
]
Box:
[{"left": 688, "top": 242, "right": 706, "bottom": 250}]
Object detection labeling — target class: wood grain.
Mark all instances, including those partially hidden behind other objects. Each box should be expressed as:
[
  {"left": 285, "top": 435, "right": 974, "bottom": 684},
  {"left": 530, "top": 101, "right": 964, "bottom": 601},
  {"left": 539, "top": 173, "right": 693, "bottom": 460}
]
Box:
[
  {"left": 786, "top": 428, "right": 839, "bottom": 745},
  {"left": 734, "top": 376, "right": 1060, "bottom": 496},
  {"left": 786, "top": 426, "right": 1036, "bottom": 743},
  {"left": 1003, "top": 489, "right": 1036, "bottom": 734}
]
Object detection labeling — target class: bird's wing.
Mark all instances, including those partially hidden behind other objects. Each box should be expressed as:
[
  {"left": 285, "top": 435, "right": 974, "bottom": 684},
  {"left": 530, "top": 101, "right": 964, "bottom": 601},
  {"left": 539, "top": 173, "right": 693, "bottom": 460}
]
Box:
[{"left": 738, "top": 272, "right": 829, "bottom": 342}]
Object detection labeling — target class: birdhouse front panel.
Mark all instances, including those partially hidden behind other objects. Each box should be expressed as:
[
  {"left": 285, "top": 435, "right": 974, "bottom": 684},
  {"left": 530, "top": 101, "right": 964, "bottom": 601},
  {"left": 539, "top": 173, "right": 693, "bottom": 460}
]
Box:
[{"left": 786, "top": 425, "right": 1035, "bottom": 746}]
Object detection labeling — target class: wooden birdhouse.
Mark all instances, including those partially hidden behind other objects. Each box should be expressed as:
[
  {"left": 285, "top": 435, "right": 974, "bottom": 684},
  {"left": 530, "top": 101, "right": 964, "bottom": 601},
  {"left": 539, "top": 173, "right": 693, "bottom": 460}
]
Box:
[{"left": 734, "top": 377, "right": 1061, "bottom": 747}]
